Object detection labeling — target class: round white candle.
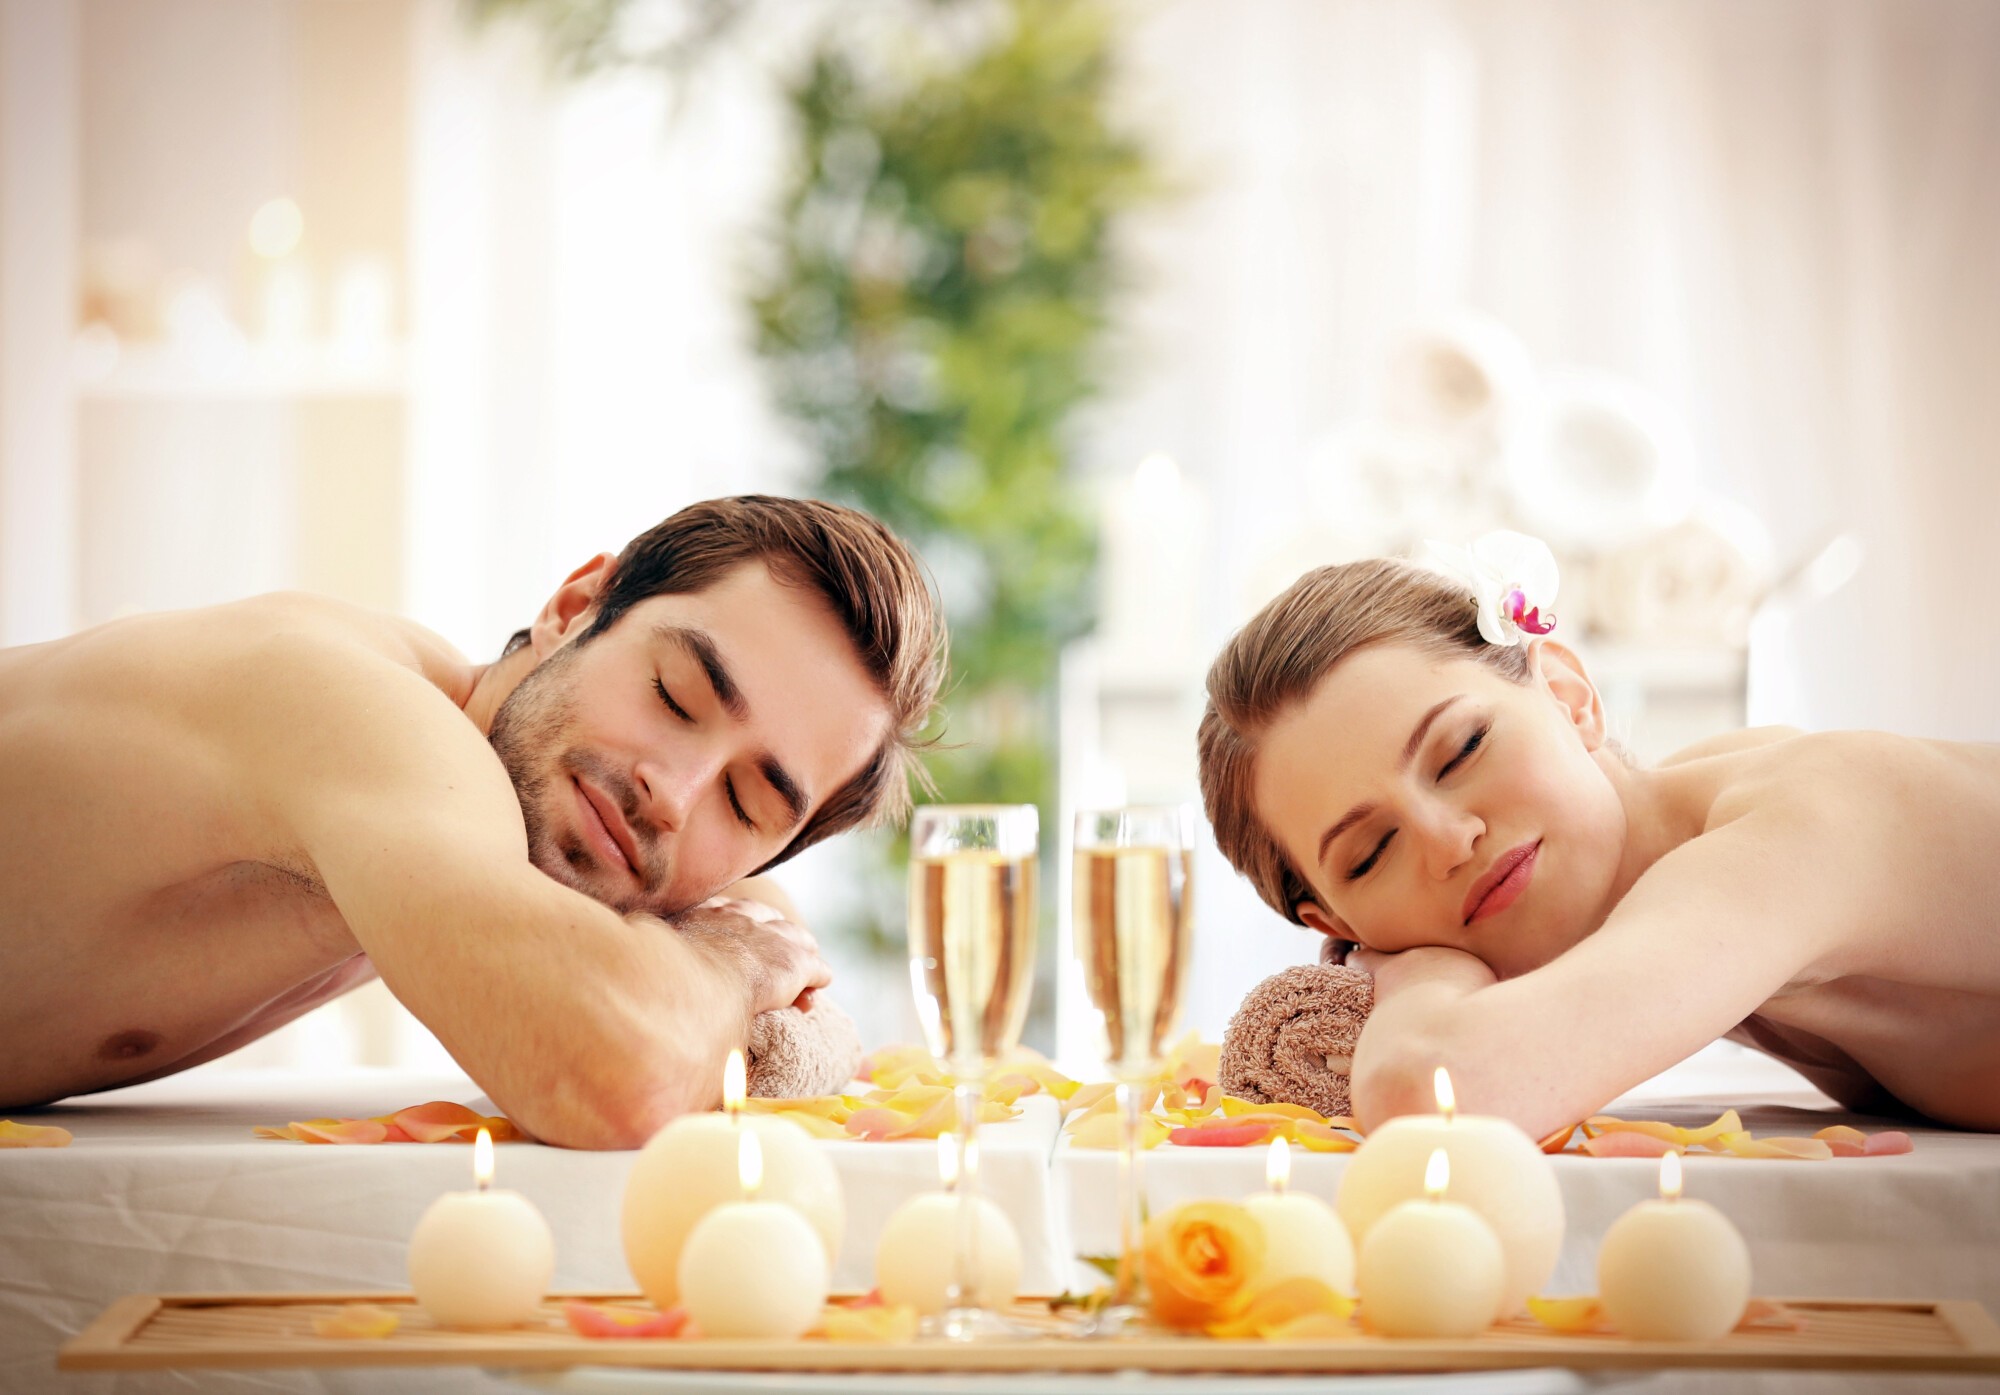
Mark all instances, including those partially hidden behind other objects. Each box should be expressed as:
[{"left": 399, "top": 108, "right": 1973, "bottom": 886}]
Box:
[
  {"left": 1597, "top": 1150, "right": 1751, "bottom": 1341},
  {"left": 408, "top": 1129, "right": 554, "bottom": 1329},
  {"left": 1336, "top": 1067, "right": 1563, "bottom": 1315},
  {"left": 1355, "top": 1148, "right": 1504, "bottom": 1338},
  {"left": 1244, "top": 1138, "right": 1353, "bottom": 1295},
  {"left": 622, "top": 1051, "right": 844, "bottom": 1309},
  {"left": 875, "top": 1134, "right": 1022, "bottom": 1314},
  {"left": 678, "top": 1130, "right": 830, "bottom": 1339}
]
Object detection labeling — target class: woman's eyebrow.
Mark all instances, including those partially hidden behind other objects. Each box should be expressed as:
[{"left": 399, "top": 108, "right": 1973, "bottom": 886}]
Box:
[{"left": 1315, "top": 695, "right": 1466, "bottom": 867}]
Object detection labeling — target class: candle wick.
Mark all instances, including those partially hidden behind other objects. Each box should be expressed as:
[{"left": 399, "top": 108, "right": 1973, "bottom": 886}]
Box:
[{"left": 477, "top": 1176, "right": 490, "bottom": 1195}]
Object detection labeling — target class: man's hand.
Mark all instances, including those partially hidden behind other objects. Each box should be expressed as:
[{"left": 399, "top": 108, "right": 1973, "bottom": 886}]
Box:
[{"left": 671, "top": 898, "right": 832, "bottom": 1017}]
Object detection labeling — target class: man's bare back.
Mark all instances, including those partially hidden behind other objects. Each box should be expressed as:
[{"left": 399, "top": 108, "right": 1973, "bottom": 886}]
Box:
[
  {"left": 0, "top": 596, "right": 410, "bottom": 1107},
  {"left": 0, "top": 497, "right": 940, "bottom": 1146}
]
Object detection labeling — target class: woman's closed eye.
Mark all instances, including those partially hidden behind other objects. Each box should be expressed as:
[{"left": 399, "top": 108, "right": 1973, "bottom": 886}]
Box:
[
  {"left": 1347, "top": 829, "right": 1394, "bottom": 881},
  {"left": 1346, "top": 726, "right": 1490, "bottom": 881},
  {"left": 1438, "top": 724, "right": 1488, "bottom": 779}
]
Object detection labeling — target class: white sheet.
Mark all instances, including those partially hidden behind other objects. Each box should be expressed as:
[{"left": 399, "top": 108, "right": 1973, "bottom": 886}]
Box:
[{"left": 5, "top": 1049, "right": 1996, "bottom": 1395}]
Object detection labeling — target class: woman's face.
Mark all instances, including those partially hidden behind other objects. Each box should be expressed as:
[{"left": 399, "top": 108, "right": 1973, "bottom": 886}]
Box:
[{"left": 1252, "top": 641, "right": 1625, "bottom": 979}]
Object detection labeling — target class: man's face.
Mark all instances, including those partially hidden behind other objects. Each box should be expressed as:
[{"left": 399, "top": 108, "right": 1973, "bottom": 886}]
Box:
[
  {"left": 489, "top": 561, "right": 892, "bottom": 915},
  {"left": 1253, "top": 643, "right": 1625, "bottom": 980}
]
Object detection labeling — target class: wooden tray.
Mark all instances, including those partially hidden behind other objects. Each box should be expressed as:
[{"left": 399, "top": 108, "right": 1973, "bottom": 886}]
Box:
[{"left": 60, "top": 1291, "right": 2000, "bottom": 1376}]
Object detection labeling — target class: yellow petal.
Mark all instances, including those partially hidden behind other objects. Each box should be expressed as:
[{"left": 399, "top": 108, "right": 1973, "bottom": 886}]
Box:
[
  {"left": 1065, "top": 1112, "right": 1171, "bottom": 1150},
  {"left": 1206, "top": 1279, "right": 1355, "bottom": 1339},
  {"left": 0, "top": 1120, "right": 72, "bottom": 1148},
  {"left": 1680, "top": 1109, "right": 1744, "bottom": 1147},
  {"left": 773, "top": 1110, "right": 850, "bottom": 1139},
  {"left": 821, "top": 1304, "right": 919, "bottom": 1344},
  {"left": 1527, "top": 1296, "right": 1607, "bottom": 1334},
  {"left": 313, "top": 1304, "right": 400, "bottom": 1339}
]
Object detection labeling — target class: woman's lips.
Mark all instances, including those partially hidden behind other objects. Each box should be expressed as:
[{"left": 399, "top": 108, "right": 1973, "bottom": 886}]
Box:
[
  {"left": 1463, "top": 841, "right": 1540, "bottom": 925},
  {"left": 573, "top": 777, "right": 638, "bottom": 878}
]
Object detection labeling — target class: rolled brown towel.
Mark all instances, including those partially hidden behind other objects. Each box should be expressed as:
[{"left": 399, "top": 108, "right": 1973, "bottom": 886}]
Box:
[
  {"left": 746, "top": 997, "right": 864, "bottom": 1099},
  {"left": 1219, "top": 964, "right": 1374, "bottom": 1119}
]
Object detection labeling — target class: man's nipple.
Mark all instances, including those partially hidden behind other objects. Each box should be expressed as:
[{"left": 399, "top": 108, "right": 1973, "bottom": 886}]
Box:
[{"left": 97, "top": 1029, "right": 163, "bottom": 1062}]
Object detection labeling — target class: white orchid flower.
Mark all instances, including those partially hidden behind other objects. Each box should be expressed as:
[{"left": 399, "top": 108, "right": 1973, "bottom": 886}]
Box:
[{"left": 1419, "top": 530, "right": 1561, "bottom": 646}]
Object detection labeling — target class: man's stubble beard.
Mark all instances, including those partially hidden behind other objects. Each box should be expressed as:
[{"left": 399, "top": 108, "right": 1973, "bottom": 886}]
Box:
[{"left": 488, "top": 642, "right": 673, "bottom": 915}]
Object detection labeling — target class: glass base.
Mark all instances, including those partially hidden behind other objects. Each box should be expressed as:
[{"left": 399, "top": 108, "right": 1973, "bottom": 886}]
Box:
[
  {"left": 924, "top": 1304, "right": 1033, "bottom": 1342},
  {"left": 1067, "top": 1300, "right": 1149, "bottom": 1338}
]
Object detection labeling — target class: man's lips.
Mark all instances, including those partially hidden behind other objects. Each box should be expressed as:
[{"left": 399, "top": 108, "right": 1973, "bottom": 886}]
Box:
[
  {"left": 1462, "top": 840, "right": 1539, "bottom": 925},
  {"left": 574, "top": 777, "right": 640, "bottom": 879}
]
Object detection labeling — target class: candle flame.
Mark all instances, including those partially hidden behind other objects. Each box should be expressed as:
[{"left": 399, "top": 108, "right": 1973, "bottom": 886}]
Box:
[
  {"left": 738, "top": 1126, "right": 763, "bottom": 1198},
  {"left": 938, "top": 1131, "right": 959, "bottom": 1192},
  {"left": 723, "top": 1049, "right": 746, "bottom": 1120},
  {"left": 1433, "top": 1065, "right": 1456, "bottom": 1120},
  {"left": 1424, "top": 1147, "right": 1450, "bottom": 1201},
  {"left": 1660, "top": 1148, "right": 1683, "bottom": 1201},
  {"left": 474, "top": 1127, "right": 494, "bottom": 1191},
  {"left": 1266, "top": 1135, "right": 1292, "bottom": 1194}
]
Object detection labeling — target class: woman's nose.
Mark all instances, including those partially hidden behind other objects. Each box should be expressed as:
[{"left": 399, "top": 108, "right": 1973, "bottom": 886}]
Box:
[{"left": 1419, "top": 801, "right": 1482, "bottom": 881}]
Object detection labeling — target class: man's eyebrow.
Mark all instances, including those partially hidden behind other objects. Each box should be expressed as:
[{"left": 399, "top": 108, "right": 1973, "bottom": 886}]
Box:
[
  {"left": 656, "top": 625, "right": 747, "bottom": 720},
  {"left": 1315, "top": 696, "right": 1465, "bottom": 868}
]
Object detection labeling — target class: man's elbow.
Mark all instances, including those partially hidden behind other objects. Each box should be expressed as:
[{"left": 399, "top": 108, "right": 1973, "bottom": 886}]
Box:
[{"left": 512, "top": 1054, "right": 718, "bottom": 1151}]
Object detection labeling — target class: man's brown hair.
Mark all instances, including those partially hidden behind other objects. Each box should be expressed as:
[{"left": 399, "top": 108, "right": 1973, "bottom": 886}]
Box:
[
  {"left": 517, "top": 495, "right": 946, "bottom": 870},
  {"left": 1198, "top": 558, "right": 1529, "bottom": 924}
]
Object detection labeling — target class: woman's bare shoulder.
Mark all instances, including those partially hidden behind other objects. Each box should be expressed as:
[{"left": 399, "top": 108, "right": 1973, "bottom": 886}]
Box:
[{"left": 1657, "top": 724, "right": 1805, "bottom": 767}]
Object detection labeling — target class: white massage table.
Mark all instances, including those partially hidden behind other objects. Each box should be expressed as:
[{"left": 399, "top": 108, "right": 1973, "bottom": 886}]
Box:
[{"left": 4, "top": 1045, "right": 1996, "bottom": 1395}]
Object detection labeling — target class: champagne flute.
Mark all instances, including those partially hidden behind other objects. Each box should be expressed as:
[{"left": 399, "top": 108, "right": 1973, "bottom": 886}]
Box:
[
  {"left": 1072, "top": 804, "right": 1195, "bottom": 1330},
  {"left": 906, "top": 803, "right": 1038, "bottom": 1340}
]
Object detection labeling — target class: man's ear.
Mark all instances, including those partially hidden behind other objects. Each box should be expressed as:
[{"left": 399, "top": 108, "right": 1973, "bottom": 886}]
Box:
[
  {"left": 1532, "top": 638, "right": 1607, "bottom": 750},
  {"left": 527, "top": 553, "right": 618, "bottom": 658}
]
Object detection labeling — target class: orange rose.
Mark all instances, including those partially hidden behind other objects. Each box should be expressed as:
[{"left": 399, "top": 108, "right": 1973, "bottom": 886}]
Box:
[{"left": 1140, "top": 1200, "right": 1267, "bottom": 1330}]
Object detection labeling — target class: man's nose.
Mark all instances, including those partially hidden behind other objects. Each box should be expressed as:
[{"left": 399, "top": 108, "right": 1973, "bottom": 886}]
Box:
[{"left": 633, "top": 751, "right": 718, "bottom": 833}]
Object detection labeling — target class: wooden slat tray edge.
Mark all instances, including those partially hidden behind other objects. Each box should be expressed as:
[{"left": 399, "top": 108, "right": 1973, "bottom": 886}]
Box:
[{"left": 58, "top": 1291, "right": 2000, "bottom": 1376}]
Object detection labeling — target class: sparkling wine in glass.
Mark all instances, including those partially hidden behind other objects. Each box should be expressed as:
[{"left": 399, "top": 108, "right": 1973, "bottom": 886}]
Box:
[
  {"left": 906, "top": 803, "right": 1038, "bottom": 1339},
  {"left": 1072, "top": 804, "right": 1195, "bottom": 1327}
]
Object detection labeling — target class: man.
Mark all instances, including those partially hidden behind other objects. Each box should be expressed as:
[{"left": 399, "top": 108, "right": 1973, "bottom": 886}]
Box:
[{"left": 0, "top": 496, "right": 945, "bottom": 1148}]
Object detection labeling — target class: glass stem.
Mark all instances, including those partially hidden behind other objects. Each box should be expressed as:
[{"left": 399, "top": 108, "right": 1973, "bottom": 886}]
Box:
[
  {"left": 1113, "top": 1077, "right": 1144, "bottom": 1308},
  {"left": 947, "top": 1074, "right": 984, "bottom": 1325}
]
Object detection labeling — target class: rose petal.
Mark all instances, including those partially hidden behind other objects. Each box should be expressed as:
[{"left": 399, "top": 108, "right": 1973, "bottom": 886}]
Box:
[
  {"left": 0, "top": 1120, "right": 72, "bottom": 1148},
  {"left": 1292, "top": 1119, "right": 1360, "bottom": 1153},
  {"left": 1527, "top": 1296, "right": 1608, "bottom": 1334},
  {"left": 1065, "top": 1112, "right": 1171, "bottom": 1150},
  {"left": 391, "top": 1102, "right": 486, "bottom": 1143},
  {"left": 1864, "top": 1131, "right": 1914, "bottom": 1156},
  {"left": 1169, "top": 1120, "right": 1277, "bottom": 1148},
  {"left": 1813, "top": 1125, "right": 1868, "bottom": 1148},
  {"left": 293, "top": 1119, "right": 390, "bottom": 1145},
  {"left": 1538, "top": 1124, "right": 1578, "bottom": 1154},
  {"left": 1581, "top": 1133, "right": 1679, "bottom": 1158},
  {"left": 822, "top": 1303, "right": 919, "bottom": 1344},
  {"left": 564, "top": 1302, "right": 688, "bottom": 1339},
  {"left": 1206, "top": 1278, "right": 1355, "bottom": 1339},
  {"left": 313, "top": 1304, "right": 400, "bottom": 1339}
]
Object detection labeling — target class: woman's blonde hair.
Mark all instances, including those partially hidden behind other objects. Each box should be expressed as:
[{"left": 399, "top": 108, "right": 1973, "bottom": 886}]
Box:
[{"left": 1197, "top": 558, "right": 1530, "bottom": 923}]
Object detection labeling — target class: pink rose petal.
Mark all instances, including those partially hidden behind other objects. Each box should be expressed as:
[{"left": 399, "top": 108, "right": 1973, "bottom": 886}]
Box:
[
  {"left": 1864, "top": 1131, "right": 1914, "bottom": 1156},
  {"left": 1581, "top": 1133, "right": 1679, "bottom": 1158},
  {"left": 293, "top": 1119, "right": 390, "bottom": 1145}
]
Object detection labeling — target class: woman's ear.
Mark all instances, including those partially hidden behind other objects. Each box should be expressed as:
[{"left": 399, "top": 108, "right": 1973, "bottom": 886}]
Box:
[
  {"left": 1531, "top": 638, "right": 1607, "bottom": 751},
  {"left": 527, "top": 553, "right": 618, "bottom": 658},
  {"left": 1296, "top": 900, "right": 1350, "bottom": 941}
]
